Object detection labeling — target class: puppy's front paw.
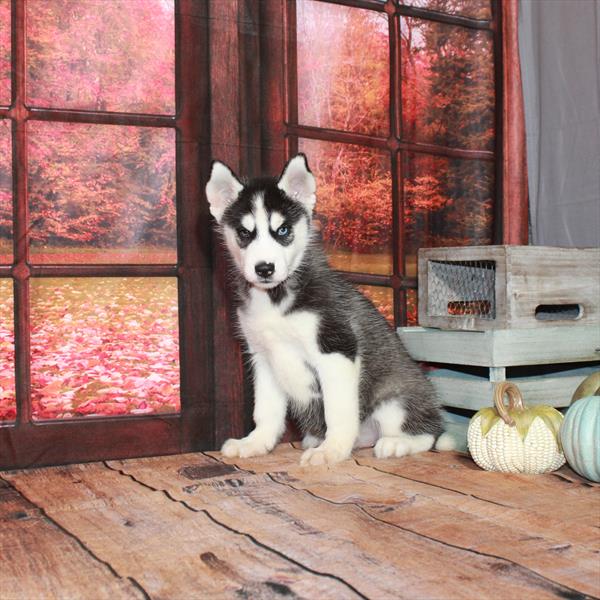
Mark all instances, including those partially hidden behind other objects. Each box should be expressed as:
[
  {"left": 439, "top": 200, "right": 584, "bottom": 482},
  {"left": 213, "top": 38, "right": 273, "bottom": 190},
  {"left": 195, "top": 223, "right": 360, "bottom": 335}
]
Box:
[
  {"left": 221, "top": 436, "right": 272, "bottom": 459},
  {"left": 300, "top": 441, "right": 351, "bottom": 466}
]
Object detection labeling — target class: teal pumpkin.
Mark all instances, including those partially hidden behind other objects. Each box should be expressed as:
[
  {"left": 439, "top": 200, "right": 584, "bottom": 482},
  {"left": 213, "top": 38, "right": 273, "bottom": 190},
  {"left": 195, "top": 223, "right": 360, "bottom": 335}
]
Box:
[{"left": 560, "top": 395, "right": 600, "bottom": 482}]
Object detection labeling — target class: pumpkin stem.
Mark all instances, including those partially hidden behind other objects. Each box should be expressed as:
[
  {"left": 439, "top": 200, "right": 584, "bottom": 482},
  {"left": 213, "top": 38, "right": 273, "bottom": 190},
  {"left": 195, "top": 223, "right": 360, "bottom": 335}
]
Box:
[{"left": 494, "top": 382, "right": 526, "bottom": 427}]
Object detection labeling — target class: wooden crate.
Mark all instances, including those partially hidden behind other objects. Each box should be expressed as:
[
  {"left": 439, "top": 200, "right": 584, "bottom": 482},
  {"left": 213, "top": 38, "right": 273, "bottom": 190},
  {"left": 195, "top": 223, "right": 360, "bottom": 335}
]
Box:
[
  {"left": 418, "top": 245, "right": 600, "bottom": 331},
  {"left": 398, "top": 325, "right": 600, "bottom": 451}
]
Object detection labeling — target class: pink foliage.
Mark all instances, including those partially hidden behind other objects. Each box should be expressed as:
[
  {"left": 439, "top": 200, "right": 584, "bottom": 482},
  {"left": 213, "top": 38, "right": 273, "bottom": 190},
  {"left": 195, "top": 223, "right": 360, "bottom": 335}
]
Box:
[
  {"left": 0, "top": 0, "right": 9, "bottom": 106},
  {"left": 0, "top": 279, "right": 15, "bottom": 421},
  {"left": 26, "top": 0, "right": 174, "bottom": 114},
  {"left": 29, "top": 278, "right": 180, "bottom": 421},
  {"left": 0, "top": 277, "right": 181, "bottom": 422}
]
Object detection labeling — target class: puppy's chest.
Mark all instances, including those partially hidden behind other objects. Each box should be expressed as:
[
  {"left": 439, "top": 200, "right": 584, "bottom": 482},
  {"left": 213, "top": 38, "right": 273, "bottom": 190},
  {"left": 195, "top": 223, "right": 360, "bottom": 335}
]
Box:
[
  {"left": 238, "top": 291, "right": 320, "bottom": 400},
  {"left": 239, "top": 291, "right": 318, "bottom": 354}
]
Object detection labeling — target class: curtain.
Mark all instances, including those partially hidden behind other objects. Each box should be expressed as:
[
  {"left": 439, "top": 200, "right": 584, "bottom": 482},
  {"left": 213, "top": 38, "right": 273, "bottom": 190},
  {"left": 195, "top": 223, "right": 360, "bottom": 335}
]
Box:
[
  {"left": 502, "top": 0, "right": 529, "bottom": 244},
  {"left": 519, "top": 0, "right": 600, "bottom": 247}
]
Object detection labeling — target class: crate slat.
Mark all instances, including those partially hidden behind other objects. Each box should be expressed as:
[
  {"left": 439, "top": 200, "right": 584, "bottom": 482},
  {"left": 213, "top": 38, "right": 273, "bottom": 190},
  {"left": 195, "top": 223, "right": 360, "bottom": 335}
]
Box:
[
  {"left": 398, "top": 326, "right": 600, "bottom": 367},
  {"left": 428, "top": 365, "right": 597, "bottom": 410}
]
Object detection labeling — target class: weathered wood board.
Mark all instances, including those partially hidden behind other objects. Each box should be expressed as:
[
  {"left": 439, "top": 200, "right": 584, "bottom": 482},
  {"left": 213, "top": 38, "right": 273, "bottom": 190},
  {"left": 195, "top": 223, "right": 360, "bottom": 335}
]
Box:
[
  {"left": 1, "top": 463, "right": 356, "bottom": 599},
  {"left": 2, "top": 446, "right": 598, "bottom": 600},
  {"left": 0, "top": 479, "right": 145, "bottom": 600},
  {"left": 398, "top": 326, "right": 600, "bottom": 367},
  {"left": 428, "top": 365, "right": 598, "bottom": 410},
  {"left": 217, "top": 445, "right": 600, "bottom": 597},
  {"left": 117, "top": 449, "right": 597, "bottom": 599}
]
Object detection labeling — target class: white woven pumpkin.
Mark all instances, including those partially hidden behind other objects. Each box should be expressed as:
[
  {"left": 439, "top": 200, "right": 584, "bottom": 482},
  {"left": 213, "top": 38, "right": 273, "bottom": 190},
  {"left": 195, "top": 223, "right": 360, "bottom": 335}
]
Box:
[{"left": 468, "top": 382, "right": 565, "bottom": 474}]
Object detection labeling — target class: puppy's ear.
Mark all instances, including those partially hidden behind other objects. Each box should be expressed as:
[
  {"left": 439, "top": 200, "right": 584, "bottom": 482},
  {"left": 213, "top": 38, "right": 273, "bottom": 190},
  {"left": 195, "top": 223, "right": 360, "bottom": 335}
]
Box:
[
  {"left": 205, "top": 161, "right": 244, "bottom": 223},
  {"left": 277, "top": 154, "right": 316, "bottom": 213}
]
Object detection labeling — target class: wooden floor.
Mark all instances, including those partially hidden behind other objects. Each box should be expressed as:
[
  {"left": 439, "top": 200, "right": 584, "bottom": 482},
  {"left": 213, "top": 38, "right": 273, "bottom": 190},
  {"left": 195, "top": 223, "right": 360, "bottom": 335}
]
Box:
[{"left": 2, "top": 444, "right": 599, "bottom": 600}]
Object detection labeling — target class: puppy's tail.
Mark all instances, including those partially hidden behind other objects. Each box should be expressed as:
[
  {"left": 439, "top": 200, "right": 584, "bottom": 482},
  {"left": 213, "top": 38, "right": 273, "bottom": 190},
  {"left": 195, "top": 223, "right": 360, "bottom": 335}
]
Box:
[{"left": 434, "top": 431, "right": 456, "bottom": 452}]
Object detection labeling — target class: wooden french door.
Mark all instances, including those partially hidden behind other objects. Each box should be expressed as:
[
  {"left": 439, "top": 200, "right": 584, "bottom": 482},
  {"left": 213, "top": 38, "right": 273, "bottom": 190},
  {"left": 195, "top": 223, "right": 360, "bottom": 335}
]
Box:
[{"left": 0, "top": 0, "right": 214, "bottom": 469}]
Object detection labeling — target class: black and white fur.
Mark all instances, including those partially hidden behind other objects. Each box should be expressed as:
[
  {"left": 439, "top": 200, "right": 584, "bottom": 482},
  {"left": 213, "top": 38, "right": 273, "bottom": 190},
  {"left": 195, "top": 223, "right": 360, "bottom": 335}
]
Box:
[{"left": 206, "top": 154, "right": 453, "bottom": 466}]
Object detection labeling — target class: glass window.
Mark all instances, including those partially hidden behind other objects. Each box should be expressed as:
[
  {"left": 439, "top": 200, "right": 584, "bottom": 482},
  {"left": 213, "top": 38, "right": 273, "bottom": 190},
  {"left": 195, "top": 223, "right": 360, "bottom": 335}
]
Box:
[
  {"left": 296, "top": 0, "right": 389, "bottom": 136},
  {"left": 401, "top": 18, "right": 495, "bottom": 151},
  {"left": 3, "top": 0, "right": 186, "bottom": 432},
  {"left": 405, "top": 288, "right": 418, "bottom": 326},
  {"left": 0, "top": 278, "right": 15, "bottom": 422},
  {"left": 299, "top": 138, "right": 392, "bottom": 276},
  {"left": 288, "top": 0, "right": 498, "bottom": 324},
  {"left": 28, "top": 123, "right": 176, "bottom": 264},
  {"left": 30, "top": 277, "right": 180, "bottom": 420},
  {"left": 26, "top": 0, "right": 175, "bottom": 114},
  {"left": 404, "top": 152, "right": 494, "bottom": 277}
]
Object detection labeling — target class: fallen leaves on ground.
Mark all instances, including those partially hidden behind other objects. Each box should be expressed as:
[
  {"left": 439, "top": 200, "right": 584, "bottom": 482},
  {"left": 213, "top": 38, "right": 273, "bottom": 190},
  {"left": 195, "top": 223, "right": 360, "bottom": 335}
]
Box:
[{"left": 0, "top": 277, "right": 180, "bottom": 421}]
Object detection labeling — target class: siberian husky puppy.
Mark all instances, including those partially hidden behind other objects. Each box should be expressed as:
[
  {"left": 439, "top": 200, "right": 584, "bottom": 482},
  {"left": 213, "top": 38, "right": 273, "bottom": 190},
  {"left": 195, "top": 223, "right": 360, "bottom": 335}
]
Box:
[{"left": 206, "top": 154, "right": 453, "bottom": 466}]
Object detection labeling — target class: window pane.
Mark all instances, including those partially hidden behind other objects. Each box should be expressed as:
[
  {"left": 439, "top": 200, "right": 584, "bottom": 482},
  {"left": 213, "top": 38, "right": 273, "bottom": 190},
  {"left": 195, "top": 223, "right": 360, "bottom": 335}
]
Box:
[
  {"left": 28, "top": 122, "right": 176, "bottom": 264},
  {"left": 0, "top": 119, "right": 11, "bottom": 263},
  {"left": 398, "top": 0, "right": 492, "bottom": 20},
  {"left": 405, "top": 288, "right": 418, "bottom": 326},
  {"left": 0, "top": 0, "right": 10, "bottom": 106},
  {"left": 30, "top": 277, "right": 180, "bottom": 420},
  {"left": 26, "top": 0, "right": 175, "bottom": 114},
  {"left": 358, "top": 285, "right": 394, "bottom": 325},
  {"left": 0, "top": 278, "right": 15, "bottom": 422},
  {"left": 296, "top": 0, "right": 389, "bottom": 136},
  {"left": 401, "top": 18, "right": 495, "bottom": 151},
  {"left": 299, "top": 138, "right": 392, "bottom": 276},
  {"left": 403, "top": 152, "right": 494, "bottom": 277}
]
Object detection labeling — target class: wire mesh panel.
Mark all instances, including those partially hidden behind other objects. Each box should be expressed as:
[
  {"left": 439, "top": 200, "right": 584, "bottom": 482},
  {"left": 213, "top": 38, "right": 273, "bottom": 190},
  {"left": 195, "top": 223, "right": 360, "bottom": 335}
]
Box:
[{"left": 427, "top": 259, "right": 496, "bottom": 319}]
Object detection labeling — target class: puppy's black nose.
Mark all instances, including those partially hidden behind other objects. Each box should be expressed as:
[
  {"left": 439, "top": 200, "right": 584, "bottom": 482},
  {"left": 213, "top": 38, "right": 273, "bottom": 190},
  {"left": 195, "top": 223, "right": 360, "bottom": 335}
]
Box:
[{"left": 255, "top": 262, "right": 275, "bottom": 278}]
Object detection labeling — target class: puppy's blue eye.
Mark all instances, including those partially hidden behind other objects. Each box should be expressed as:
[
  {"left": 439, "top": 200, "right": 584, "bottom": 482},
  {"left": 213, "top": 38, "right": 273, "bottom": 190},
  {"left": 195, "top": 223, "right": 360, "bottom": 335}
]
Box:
[{"left": 276, "top": 225, "right": 289, "bottom": 237}]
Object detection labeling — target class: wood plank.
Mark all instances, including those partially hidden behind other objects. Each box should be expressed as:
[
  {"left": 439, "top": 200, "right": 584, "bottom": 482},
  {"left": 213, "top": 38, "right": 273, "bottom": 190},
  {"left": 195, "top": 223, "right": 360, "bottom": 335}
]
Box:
[
  {"left": 398, "top": 325, "right": 600, "bottom": 366},
  {"left": 354, "top": 450, "right": 600, "bottom": 529},
  {"left": 109, "top": 451, "right": 589, "bottom": 599},
  {"left": 209, "top": 0, "right": 248, "bottom": 446},
  {"left": 216, "top": 445, "right": 600, "bottom": 597},
  {"left": 429, "top": 365, "right": 597, "bottom": 410},
  {"left": 3, "top": 463, "right": 357, "bottom": 599},
  {"left": 505, "top": 246, "right": 600, "bottom": 329},
  {"left": 0, "top": 478, "right": 144, "bottom": 600},
  {"left": 490, "top": 329, "right": 600, "bottom": 367}
]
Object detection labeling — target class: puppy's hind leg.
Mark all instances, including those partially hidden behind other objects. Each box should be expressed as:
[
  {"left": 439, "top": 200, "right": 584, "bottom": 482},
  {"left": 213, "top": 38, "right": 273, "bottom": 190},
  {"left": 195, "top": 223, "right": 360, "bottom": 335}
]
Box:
[
  {"left": 221, "top": 354, "right": 287, "bottom": 459},
  {"left": 301, "top": 433, "right": 323, "bottom": 449},
  {"left": 372, "top": 400, "right": 436, "bottom": 459}
]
